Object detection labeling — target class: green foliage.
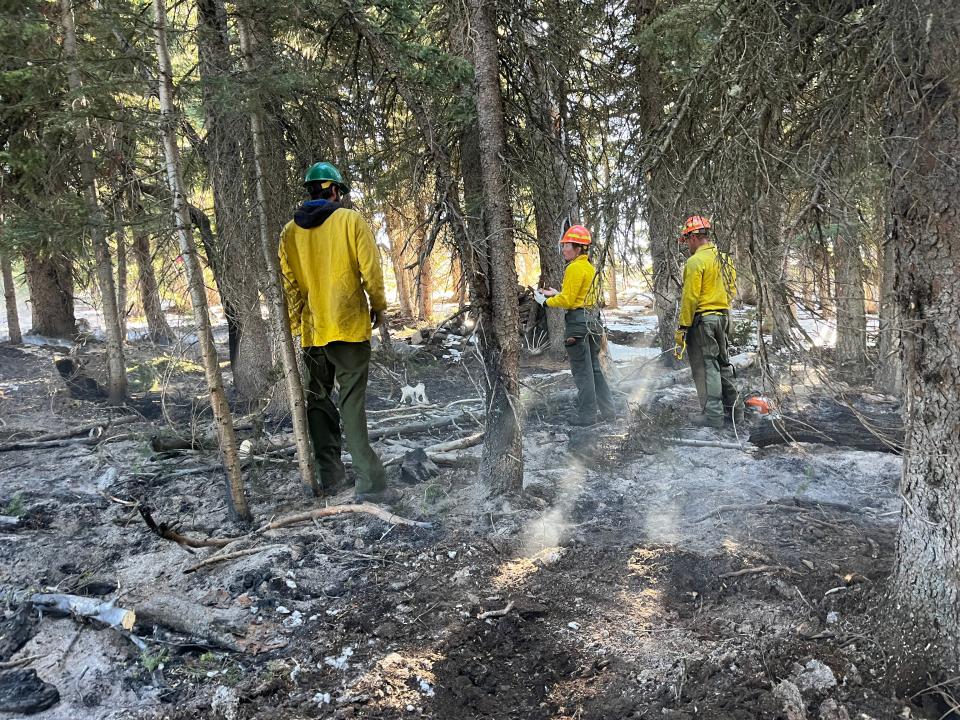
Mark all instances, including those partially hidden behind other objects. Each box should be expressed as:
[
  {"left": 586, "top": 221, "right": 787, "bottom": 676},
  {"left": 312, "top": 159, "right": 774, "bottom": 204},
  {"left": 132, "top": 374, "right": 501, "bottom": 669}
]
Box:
[
  {"left": 139, "top": 647, "right": 168, "bottom": 673},
  {"left": 2, "top": 492, "right": 24, "bottom": 518}
]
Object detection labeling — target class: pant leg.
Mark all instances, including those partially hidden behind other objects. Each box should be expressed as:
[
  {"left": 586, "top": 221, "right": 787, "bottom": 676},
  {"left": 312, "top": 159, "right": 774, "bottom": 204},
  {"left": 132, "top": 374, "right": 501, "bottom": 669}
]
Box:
[
  {"left": 323, "top": 341, "right": 386, "bottom": 495},
  {"left": 302, "top": 346, "right": 346, "bottom": 490},
  {"left": 697, "top": 315, "right": 726, "bottom": 421},
  {"left": 566, "top": 336, "right": 598, "bottom": 422},
  {"left": 686, "top": 322, "right": 708, "bottom": 413},
  {"left": 717, "top": 315, "right": 742, "bottom": 413},
  {"left": 587, "top": 329, "right": 615, "bottom": 417}
]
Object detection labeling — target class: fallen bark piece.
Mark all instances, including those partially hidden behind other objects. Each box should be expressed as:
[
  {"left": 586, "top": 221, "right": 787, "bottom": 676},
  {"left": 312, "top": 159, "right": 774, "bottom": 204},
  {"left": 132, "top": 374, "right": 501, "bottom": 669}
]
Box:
[
  {"left": 258, "top": 503, "right": 432, "bottom": 532},
  {"left": 26, "top": 592, "right": 135, "bottom": 630},
  {"left": 0, "top": 516, "right": 20, "bottom": 530},
  {"left": 0, "top": 668, "right": 60, "bottom": 714}
]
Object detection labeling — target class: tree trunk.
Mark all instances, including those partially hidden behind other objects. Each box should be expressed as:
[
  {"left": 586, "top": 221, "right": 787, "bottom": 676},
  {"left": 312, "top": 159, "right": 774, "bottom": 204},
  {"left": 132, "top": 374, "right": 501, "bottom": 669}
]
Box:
[
  {"left": 237, "top": 14, "right": 320, "bottom": 498},
  {"left": 469, "top": 0, "right": 523, "bottom": 496},
  {"left": 60, "top": 0, "right": 127, "bottom": 403},
  {"left": 115, "top": 218, "right": 128, "bottom": 342},
  {"left": 532, "top": 199, "right": 570, "bottom": 356},
  {"left": 416, "top": 224, "right": 434, "bottom": 322},
  {"left": 196, "top": 0, "right": 272, "bottom": 402},
  {"left": 832, "top": 218, "right": 867, "bottom": 368},
  {"left": 875, "top": 229, "right": 901, "bottom": 395},
  {"left": 647, "top": 187, "right": 679, "bottom": 353},
  {"left": 451, "top": 249, "right": 467, "bottom": 308},
  {"left": 884, "top": 0, "right": 960, "bottom": 684},
  {"left": 22, "top": 247, "right": 76, "bottom": 338},
  {"left": 606, "top": 259, "right": 619, "bottom": 309},
  {"left": 384, "top": 207, "right": 415, "bottom": 322},
  {"left": 153, "top": 0, "right": 250, "bottom": 522},
  {"left": 128, "top": 185, "right": 175, "bottom": 345},
  {"left": 1, "top": 253, "right": 21, "bottom": 344}
]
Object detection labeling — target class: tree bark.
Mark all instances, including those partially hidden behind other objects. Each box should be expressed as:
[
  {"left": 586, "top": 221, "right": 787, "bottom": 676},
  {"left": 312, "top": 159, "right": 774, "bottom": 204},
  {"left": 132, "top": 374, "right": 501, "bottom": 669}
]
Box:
[
  {"left": 153, "top": 0, "right": 250, "bottom": 522},
  {"left": 114, "top": 214, "right": 128, "bottom": 342},
  {"left": 22, "top": 247, "right": 76, "bottom": 338},
  {"left": 469, "top": 0, "right": 523, "bottom": 495},
  {"left": 60, "top": 0, "right": 127, "bottom": 403},
  {"left": 196, "top": 0, "right": 272, "bottom": 402},
  {"left": 832, "top": 216, "right": 867, "bottom": 368},
  {"left": 236, "top": 14, "right": 320, "bottom": 498},
  {"left": 884, "top": 0, "right": 960, "bottom": 684},
  {"left": 1, "top": 253, "right": 21, "bottom": 344},
  {"left": 875, "top": 228, "right": 901, "bottom": 395}
]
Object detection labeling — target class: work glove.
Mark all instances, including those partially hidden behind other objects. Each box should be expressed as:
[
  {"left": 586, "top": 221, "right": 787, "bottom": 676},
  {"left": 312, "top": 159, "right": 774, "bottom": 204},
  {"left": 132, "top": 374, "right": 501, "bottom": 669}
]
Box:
[
  {"left": 674, "top": 328, "right": 687, "bottom": 361},
  {"left": 370, "top": 308, "right": 386, "bottom": 329},
  {"left": 533, "top": 289, "right": 546, "bottom": 306}
]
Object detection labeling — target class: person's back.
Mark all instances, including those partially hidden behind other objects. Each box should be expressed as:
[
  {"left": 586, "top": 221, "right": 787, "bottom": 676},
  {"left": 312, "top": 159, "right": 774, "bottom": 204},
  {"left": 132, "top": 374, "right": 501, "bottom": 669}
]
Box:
[
  {"left": 280, "top": 201, "right": 385, "bottom": 349},
  {"left": 279, "top": 161, "right": 390, "bottom": 502}
]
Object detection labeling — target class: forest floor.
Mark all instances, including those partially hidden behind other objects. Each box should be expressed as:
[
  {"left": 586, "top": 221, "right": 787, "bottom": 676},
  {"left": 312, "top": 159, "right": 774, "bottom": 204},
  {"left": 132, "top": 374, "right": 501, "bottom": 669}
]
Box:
[{"left": 0, "top": 309, "right": 923, "bottom": 720}]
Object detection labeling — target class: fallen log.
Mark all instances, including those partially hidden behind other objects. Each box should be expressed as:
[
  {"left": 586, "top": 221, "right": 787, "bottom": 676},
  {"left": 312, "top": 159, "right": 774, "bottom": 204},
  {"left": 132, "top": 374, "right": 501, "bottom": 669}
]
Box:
[
  {"left": 134, "top": 595, "right": 248, "bottom": 652},
  {"left": 749, "top": 402, "right": 903, "bottom": 453},
  {"left": 0, "top": 415, "right": 139, "bottom": 452}
]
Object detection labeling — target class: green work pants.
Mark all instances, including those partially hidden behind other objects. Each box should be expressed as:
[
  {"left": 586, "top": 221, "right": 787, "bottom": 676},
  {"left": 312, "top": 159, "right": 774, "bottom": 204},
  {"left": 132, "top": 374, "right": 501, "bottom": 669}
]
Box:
[
  {"left": 302, "top": 341, "right": 385, "bottom": 495},
  {"left": 565, "top": 309, "right": 615, "bottom": 423},
  {"left": 686, "top": 313, "right": 741, "bottom": 422}
]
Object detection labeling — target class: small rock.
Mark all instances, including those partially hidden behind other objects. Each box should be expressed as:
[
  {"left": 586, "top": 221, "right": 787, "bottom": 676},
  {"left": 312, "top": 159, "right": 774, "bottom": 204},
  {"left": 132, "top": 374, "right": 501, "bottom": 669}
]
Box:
[
  {"left": 825, "top": 611, "right": 840, "bottom": 625},
  {"left": 406, "top": 704, "right": 415, "bottom": 712},
  {"left": 282, "top": 610, "right": 303, "bottom": 628},
  {"left": 773, "top": 680, "right": 806, "bottom": 720},
  {"left": 567, "top": 622, "right": 581, "bottom": 631},
  {"left": 819, "top": 699, "right": 851, "bottom": 720},
  {"left": 313, "top": 691, "right": 331, "bottom": 705},
  {"left": 276, "top": 605, "right": 291, "bottom": 615},
  {"left": 795, "top": 659, "right": 838, "bottom": 694}
]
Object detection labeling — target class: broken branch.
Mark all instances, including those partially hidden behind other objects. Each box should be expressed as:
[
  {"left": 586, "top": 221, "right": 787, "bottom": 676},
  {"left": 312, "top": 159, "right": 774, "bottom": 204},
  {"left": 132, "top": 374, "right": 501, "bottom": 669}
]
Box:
[{"left": 257, "top": 503, "right": 432, "bottom": 532}]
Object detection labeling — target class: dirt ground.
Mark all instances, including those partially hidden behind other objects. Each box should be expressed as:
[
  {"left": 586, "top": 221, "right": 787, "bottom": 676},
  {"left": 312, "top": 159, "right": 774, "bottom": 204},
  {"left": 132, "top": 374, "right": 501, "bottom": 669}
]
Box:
[{"left": 0, "top": 321, "right": 927, "bottom": 720}]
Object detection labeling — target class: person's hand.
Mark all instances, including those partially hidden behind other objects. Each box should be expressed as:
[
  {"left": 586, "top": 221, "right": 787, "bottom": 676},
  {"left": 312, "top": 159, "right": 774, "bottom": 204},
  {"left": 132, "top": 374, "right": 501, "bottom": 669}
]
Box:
[
  {"left": 371, "top": 308, "right": 386, "bottom": 329},
  {"left": 542, "top": 287, "right": 559, "bottom": 297},
  {"left": 533, "top": 289, "right": 546, "bottom": 305}
]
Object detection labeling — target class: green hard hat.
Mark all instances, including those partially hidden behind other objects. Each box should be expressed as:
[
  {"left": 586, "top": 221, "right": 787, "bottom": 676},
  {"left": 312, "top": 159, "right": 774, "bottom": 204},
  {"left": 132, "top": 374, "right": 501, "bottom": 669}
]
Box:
[{"left": 303, "top": 161, "right": 351, "bottom": 193}]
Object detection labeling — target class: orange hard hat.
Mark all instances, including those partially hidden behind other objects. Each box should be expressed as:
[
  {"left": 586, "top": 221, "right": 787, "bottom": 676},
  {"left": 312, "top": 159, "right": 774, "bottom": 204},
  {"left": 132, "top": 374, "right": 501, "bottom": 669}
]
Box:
[
  {"left": 561, "top": 224, "right": 592, "bottom": 245},
  {"left": 680, "top": 215, "right": 712, "bottom": 238}
]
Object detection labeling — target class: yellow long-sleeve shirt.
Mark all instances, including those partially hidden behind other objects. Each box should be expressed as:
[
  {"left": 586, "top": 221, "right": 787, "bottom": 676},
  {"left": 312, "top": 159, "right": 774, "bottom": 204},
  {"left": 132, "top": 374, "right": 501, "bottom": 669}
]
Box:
[
  {"left": 678, "top": 242, "right": 736, "bottom": 328},
  {"left": 279, "top": 206, "right": 387, "bottom": 348},
  {"left": 545, "top": 254, "right": 601, "bottom": 310}
]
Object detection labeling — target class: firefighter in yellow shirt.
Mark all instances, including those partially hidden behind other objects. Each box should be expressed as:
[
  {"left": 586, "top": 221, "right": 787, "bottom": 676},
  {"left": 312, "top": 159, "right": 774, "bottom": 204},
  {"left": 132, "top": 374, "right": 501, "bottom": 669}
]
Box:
[
  {"left": 675, "top": 215, "right": 742, "bottom": 428},
  {"left": 535, "top": 225, "right": 615, "bottom": 426},
  {"left": 279, "top": 162, "right": 391, "bottom": 501}
]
